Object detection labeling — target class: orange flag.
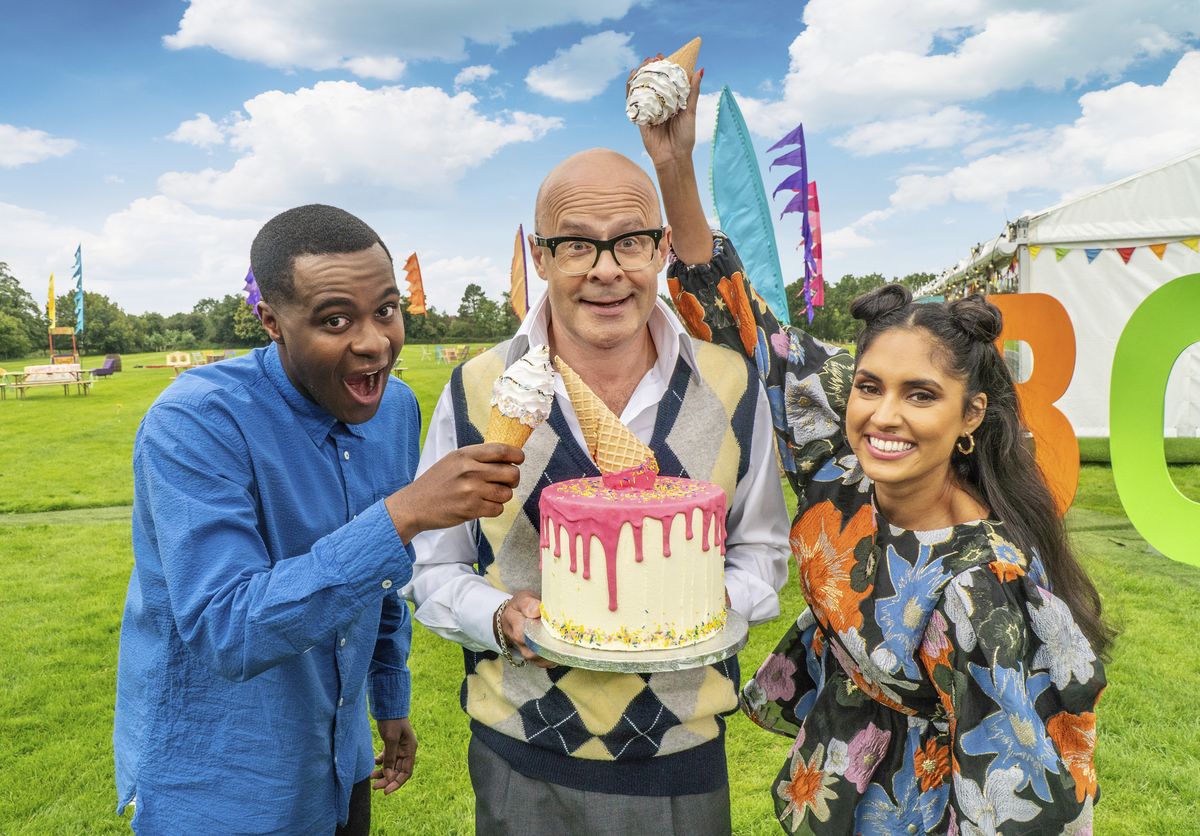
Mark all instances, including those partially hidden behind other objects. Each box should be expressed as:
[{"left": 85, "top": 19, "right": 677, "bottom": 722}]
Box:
[
  {"left": 510, "top": 224, "right": 529, "bottom": 321},
  {"left": 403, "top": 252, "right": 426, "bottom": 315},
  {"left": 1150, "top": 243, "right": 1168, "bottom": 259}
]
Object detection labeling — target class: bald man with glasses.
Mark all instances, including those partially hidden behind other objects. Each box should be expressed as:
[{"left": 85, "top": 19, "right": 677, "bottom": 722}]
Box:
[{"left": 407, "top": 147, "right": 789, "bottom": 835}]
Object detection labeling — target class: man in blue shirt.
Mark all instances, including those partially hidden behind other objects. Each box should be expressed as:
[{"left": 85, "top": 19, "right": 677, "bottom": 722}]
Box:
[{"left": 115, "top": 204, "right": 522, "bottom": 834}]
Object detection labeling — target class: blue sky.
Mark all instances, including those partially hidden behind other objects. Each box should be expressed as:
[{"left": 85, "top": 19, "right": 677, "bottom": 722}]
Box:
[{"left": 1, "top": 0, "right": 1196, "bottom": 315}]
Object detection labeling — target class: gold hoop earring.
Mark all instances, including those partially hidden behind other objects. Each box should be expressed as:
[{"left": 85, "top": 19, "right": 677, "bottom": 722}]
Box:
[{"left": 956, "top": 432, "right": 975, "bottom": 455}]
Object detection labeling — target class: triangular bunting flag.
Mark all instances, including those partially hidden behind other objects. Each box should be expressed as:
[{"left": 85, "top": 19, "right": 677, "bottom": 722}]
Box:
[
  {"left": 1183, "top": 238, "right": 1199, "bottom": 252},
  {"left": 1054, "top": 247, "right": 1070, "bottom": 261},
  {"left": 772, "top": 169, "right": 808, "bottom": 197},
  {"left": 1029, "top": 245, "right": 1042, "bottom": 260},
  {"left": 1085, "top": 248, "right": 1101, "bottom": 263},
  {"left": 770, "top": 147, "right": 808, "bottom": 169},
  {"left": 1116, "top": 247, "right": 1135, "bottom": 264},
  {"left": 767, "top": 123, "right": 806, "bottom": 153},
  {"left": 1150, "top": 243, "right": 1168, "bottom": 259},
  {"left": 510, "top": 224, "right": 529, "bottom": 322},
  {"left": 403, "top": 252, "right": 426, "bottom": 315}
]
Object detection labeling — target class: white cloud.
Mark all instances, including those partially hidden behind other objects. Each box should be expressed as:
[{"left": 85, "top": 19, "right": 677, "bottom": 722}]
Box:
[
  {"left": 167, "top": 113, "right": 226, "bottom": 147},
  {"left": 713, "top": 0, "right": 1194, "bottom": 138},
  {"left": 835, "top": 107, "right": 987, "bottom": 156},
  {"left": 0, "top": 124, "right": 78, "bottom": 168},
  {"left": 888, "top": 50, "right": 1200, "bottom": 211},
  {"left": 0, "top": 198, "right": 261, "bottom": 314},
  {"left": 822, "top": 225, "right": 878, "bottom": 251},
  {"left": 104, "top": 174, "right": 125, "bottom": 184},
  {"left": 157, "top": 80, "right": 562, "bottom": 211},
  {"left": 525, "top": 31, "right": 637, "bottom": 102},
  {"left": 455, "top": 64, "right": 496, "bottom": 88},
  {"left": 165, "top": 0, "right": 638, "bottom": 77}
]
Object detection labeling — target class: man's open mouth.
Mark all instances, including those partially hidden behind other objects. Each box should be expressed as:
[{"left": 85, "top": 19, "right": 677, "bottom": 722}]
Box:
[{"left": 344, "top": 368, "right": 385, "bottom": 402}]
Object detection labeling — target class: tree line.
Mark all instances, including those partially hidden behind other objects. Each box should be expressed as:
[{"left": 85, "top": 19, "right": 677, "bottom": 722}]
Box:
[{"left": 1, "top": 259, "right": 934, "bottom": 360}]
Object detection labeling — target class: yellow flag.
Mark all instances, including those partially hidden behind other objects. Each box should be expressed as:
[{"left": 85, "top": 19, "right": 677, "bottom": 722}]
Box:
[
  {"left": 510, "top": 224, "right": 528, "bottom": 322},
  {"left": 1183, "top": 238, "right": 1199, "bottom": 253},
  {"left": 47, "top": 273, "right": 56, "bottom": 326},
  {"left": 403, "top": 253, "right": 426, "bottom": 315},
  {"left": 1028, "top": 245, "right": 1042, "bottom": 260}
]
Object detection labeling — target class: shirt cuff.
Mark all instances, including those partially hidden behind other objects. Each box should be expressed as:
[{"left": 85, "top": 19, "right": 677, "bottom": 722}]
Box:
[
  {"left": 369, "top": 669, "right": 412, "bottom": 720},
  {"left": 725, "top": 566, "right": 782, "bottom": 625},
  {"left": 322, "top": 499, "right": 412, "bottom": 606}
]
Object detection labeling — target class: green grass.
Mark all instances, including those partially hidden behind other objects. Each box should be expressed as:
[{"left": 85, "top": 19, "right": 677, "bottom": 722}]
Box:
[{"left": 2, "top": 347, "right": 1199, "bottom": 833}]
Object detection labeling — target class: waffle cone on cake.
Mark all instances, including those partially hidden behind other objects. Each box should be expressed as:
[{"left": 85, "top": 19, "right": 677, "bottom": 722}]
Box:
[
  {"left": 666, "top": 37, "right": 701, "bottom": 76},
  {"left": 554, "top": 356, "right": 655, "bottom": 473}
]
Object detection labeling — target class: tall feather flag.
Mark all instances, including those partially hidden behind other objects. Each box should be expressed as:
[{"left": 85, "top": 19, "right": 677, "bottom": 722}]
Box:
[
  {"left": 710, "top": 86, "right": 790, "bottom": 323},
  {"left": 72, "top": 245, "right": 84, "bottom": 333},
  {"left": 510, "top": 224, "right": 529, "bottom": 321},
  {"left": 242, "top": 266, "right": 262, "bottom": 320},
  {"left": 47, "top": 274, "right": 56, "bottom": 327},
  {"left": 403, "top": 253, "right": 426, "bottom": 315},
  {"left": 769, "top": 123, "right": 822, "bottom": 322}
]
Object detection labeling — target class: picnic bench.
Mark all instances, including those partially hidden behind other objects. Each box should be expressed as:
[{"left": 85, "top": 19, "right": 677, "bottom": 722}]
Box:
[{"left": 7, "top": 364, "right": 93, "bottom": 399}]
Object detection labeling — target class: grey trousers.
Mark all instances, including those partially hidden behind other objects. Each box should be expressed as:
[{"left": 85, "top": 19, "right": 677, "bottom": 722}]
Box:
[{"left": 468, "top": 736, "right": 732, "bottom": 836}]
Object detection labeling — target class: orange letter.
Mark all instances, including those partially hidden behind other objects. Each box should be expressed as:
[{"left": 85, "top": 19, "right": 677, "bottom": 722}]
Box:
[{"left": 990, "top": 293, "right": 1079, "bottom": 515}]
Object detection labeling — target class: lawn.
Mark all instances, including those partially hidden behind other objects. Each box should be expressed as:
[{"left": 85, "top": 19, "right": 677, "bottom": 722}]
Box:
[{"left": 1, "top": 346, "right": 1198, "bottom": 834}]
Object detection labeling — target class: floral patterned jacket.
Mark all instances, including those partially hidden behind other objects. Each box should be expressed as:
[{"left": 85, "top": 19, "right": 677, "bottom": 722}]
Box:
[{"left": 667, "top": 237, "right": 1105, "bottom": 835}]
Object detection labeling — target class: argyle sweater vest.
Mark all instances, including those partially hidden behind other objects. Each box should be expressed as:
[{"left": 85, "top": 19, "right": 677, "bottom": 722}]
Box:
[{"left": 449, "top": 338, "right": 760, "bottom": 795}]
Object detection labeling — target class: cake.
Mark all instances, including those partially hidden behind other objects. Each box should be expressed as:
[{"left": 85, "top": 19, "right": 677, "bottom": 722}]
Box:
[{"left": 538, "top": 358, "right": 728, "bottom": 651}]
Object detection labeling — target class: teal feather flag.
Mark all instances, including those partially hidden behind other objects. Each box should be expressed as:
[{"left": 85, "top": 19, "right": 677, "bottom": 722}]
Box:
[{"left": 710, "top": 86, "right": 789, "bottom": 323}]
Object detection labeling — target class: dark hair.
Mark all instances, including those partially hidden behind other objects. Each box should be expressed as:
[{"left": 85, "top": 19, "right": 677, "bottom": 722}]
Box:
[
  {"left": 850, "top": 283, "right": 1114, "bottom": 658},
  {"left": 250, "top": 204, "right": 392, "bottom": 303}
]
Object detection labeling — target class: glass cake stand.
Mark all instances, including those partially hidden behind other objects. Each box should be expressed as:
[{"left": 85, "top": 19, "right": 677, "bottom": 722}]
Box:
[{"left": 524, "top": 612, "right": 749, "bottom": 673}]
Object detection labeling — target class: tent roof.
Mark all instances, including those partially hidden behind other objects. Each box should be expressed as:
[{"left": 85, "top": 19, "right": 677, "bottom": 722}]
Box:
[
  {"left": 931, "top": 146, "right": 1200, "bottom": 290},
  {"left": 1024, "top": 146, "right": 1200, "bottom": 245}
]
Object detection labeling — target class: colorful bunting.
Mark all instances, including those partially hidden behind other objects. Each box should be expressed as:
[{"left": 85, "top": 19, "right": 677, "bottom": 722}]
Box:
[
  {"left": 1055, "top": 247, "right": 1070, "bottom": 261},
  {"left": 510, "top": 224, "right": 529, "bottom": 322},
  {"left": 1085, "top": 248, "right": 1101, "bottom": 263},
  {"left": 72, "top": 245, "right": 83, "bottom": 333},
  {"left": 1184, "top": 238, "right": 1200, "bottom": 252},
  {"left": 1116, "top": 247, "right": 1136, "bottom": 264},
  {"left": 47, "top": 273, "right": 55, "bottom": 327},
  {"left": 1150, "top": 243, "right": 1168, "bottom": 259},
  {"left": 1029, "top": 246, "right": 1042, "bottom": 260},
  {"left": 242, "top": 267, "right": 262, "bottom": 320},
  {"left": 806, "top": 182, "right": 824, "bottom": 308},
  {"left": 711, "top": 86, "right": 790, "bottom": 323},
  {"left": 403, "top": 253, "right": 426, "bottom": 315},
  {"left": 769, "top": 120, "right": 818, "bottom": 322}
]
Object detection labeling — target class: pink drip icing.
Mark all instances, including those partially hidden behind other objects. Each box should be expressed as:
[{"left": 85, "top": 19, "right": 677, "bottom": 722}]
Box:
[{"left": 539, "top": 477, "right": 728, "bottom": 613}]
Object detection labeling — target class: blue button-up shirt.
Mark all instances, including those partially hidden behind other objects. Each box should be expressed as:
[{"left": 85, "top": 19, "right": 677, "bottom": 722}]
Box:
[{"left": 115, "top": 344, "right": 416, "bottom": 833}]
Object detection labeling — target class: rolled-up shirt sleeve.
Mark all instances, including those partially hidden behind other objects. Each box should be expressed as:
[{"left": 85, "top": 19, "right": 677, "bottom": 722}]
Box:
[
  {"left": 137, "top": 400, "right": 412, "bottom": 683},
  {"left": 405, "top": 385, "right": 508, "bottom": 653},
  {"left": 723, "top": 365, "right": 790, "bottom": 624}
]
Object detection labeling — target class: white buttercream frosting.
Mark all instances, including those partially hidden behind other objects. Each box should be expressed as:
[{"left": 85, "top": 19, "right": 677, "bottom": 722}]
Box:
[
  {"left": 625, "top": 59, "right": 691, "bottom": 126},
  {"left": 491, "top": 343, "right": 554, "bottom": 427}
]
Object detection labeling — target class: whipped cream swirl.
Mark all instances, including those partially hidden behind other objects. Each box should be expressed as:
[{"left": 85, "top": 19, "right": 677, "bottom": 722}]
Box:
[
  {"left": 491, "top": 343, "right": 554, "bottom": 427},
  {"left": 625, "top": 59, "right": 690, "bottom": 126}
]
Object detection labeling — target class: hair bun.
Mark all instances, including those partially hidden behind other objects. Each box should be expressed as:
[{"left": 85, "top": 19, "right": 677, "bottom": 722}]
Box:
[
  {"left": 947, "top": 294, "right": 1003, "bottom": 343},
  {"left": 849, "top": 283, "right": 912, "bottom": 323}
]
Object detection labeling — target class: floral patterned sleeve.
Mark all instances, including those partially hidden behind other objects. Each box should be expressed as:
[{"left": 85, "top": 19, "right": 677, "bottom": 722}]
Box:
[
  {"left": 922, "top": 554, "right": 1105, "bottom": 833},
  {"left": 667, "top": 234, "right": 855, "bottom": 495}
]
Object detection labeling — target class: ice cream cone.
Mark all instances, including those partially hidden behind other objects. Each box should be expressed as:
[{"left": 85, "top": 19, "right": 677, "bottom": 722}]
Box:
[
  {"left": 484, "top": 407, "right": 535, "bottom": 448},
  {"left": 554, "top": 356, "right": 655, "bottom": 473},
  {"left": 666, "top": 37, "right": 701, "bottom": 75}
]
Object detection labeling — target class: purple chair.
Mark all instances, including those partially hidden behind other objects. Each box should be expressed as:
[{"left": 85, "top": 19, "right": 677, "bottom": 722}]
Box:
[{"left": 89, "top": 357, "right": 117, "bottom": 378}]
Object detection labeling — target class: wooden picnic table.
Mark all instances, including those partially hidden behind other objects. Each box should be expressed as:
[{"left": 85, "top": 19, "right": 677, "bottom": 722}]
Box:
[{"left": 7, "top": 368, "right": 94, "bottom": 399}]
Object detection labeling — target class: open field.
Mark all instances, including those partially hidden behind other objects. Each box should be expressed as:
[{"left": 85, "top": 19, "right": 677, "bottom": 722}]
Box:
[{"left": 2, "top": 347, "right": 1199, "bottom": 833}]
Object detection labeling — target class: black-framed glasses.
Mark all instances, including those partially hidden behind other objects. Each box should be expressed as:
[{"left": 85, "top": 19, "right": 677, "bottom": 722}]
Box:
[{"left": 532, "top": 228, "right": 665, "bottom": 275}]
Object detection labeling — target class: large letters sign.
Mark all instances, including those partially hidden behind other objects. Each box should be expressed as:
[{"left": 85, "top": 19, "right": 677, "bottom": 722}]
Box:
[
  {"left": 1110, "top": 273, "right": 1200, "bottom": 565},
  {"left": 990, "top": 293, "right": 1080, "bottom": 515}
]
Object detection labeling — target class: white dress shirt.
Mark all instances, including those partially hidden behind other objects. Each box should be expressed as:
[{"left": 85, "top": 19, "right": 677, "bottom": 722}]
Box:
[{"left": 406, "top": 292, "right": 790, "bottom": 652}]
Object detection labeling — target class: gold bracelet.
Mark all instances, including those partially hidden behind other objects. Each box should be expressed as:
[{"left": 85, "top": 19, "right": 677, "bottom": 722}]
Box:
[{"left": 493, "top": 599, "right": 526, "bottom": 668}]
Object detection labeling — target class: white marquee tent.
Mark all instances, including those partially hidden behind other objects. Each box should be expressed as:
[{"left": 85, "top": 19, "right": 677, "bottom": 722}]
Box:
[{"left": 925, "top": 148, "right": 1200, "bottom": 437}]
